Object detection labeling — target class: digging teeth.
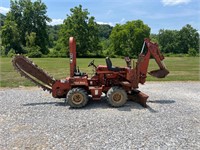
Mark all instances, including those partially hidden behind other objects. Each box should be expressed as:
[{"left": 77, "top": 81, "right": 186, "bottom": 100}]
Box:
[{"left": 12, "top": 54, "right": 53, "bottom": 93}]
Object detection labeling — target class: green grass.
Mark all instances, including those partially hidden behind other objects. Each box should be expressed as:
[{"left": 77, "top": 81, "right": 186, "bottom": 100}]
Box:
[
  {"left": 0, "top": 57, "right": 199, "bottom": 87},
  {"left": 147, "top": 57, "right": 199, "bottom": 81}
]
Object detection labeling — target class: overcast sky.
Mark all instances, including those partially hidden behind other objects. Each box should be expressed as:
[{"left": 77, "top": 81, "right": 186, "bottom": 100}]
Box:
[{"left": 1, "top": 0, "right": 199, "bottom": 33}]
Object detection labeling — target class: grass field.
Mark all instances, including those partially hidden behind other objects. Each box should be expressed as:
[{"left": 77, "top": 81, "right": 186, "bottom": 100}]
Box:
[{"left": 0, "top": 57, "right": 199, "bottom": 87}]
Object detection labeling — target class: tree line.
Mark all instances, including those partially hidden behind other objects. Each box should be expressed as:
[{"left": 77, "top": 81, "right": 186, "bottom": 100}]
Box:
[
  {"left": 1, "top": 0, "right": 199, "bottom": 58},
  {"left": 151, "top": 25, "right": 199, "bottom": 56}
]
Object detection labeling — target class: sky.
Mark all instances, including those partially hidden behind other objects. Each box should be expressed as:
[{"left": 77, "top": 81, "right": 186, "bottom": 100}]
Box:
[{"left": 0, "top": 0, "right": 200, "bottom": 33}]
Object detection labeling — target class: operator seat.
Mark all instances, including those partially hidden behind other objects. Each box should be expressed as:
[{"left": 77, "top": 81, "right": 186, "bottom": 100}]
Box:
[{"left": 105, "top": 57, "right": 123, "bottom": 72}]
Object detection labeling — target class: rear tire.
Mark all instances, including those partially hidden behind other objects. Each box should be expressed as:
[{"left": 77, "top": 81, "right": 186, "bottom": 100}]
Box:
[
  {"left": 66, "top": 88, "right": 89, "bottom": 108},
  {"left": 107, "top": 86, "right": 127, "bottom": 107}
]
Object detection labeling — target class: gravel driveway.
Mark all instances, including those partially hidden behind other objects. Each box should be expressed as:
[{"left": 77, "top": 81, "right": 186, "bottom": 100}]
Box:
[{"left": 0, "top": 82, "right": 200, "bottom": 150}]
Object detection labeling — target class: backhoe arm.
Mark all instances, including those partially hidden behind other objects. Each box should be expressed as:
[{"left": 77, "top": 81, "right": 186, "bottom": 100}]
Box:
[{"left": 137, "top": 38, "right": 169, "bottom": 84}]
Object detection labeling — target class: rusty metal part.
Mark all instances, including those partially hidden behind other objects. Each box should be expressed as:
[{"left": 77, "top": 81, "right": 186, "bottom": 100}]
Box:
[
  {"left": 137, "top": 38, "right": 169, "bottom": 84},
  {"left": 11, "top": 37, "right": 169, "bottom": 109},
  {"left": 128, "top": 90, "right": 149, "bottom": 107},
  {"left": 12, "top": 55, "right": 55, "bottom": 92},
  {"left": 69, "top": 37, "right": 77, "bottom": 77},
  {"left": 149, "top": 68, "right": 169, "bottom": 78}
]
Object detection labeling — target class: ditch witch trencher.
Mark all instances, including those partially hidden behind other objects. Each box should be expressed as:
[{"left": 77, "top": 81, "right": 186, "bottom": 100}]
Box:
[{"left": 13, "top": 37, "right": 169, "bottom": 108}]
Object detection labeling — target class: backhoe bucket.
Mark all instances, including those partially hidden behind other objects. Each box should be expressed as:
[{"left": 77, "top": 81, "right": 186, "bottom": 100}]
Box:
[
  {"left": 128, "top": 90, "right": 149, "bottom": 108},
  {"left": 149, "top": 68, "right": 169, "bottom": 78}
]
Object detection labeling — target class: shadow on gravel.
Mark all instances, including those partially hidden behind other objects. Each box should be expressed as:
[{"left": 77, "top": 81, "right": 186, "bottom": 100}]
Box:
[
  {"left": 115, "top": 100, "right": 176, "bottom": 112},
  {"left": 22, "top": 99, "right": 175, "bottom": 112},
  {"left": 145, "top": 99, "right": 176, "bottom": 113},
  {"left": 85, "top": 99, "right": 146, "bottom": 111},
  {"left": 146, "top": 105, "right": 158, "bottom": 113},
  {"left": 116, "top": 102, "right": 159, "bottom": 113},
  {"left": 22, "top": 99, "right": 146, "bottom": 111},
  {"left": 23, "top": 101, "right": 67, "bottom": 106},
  {"left": 148, "top": 100, "right": 176, "bottom": 104}
]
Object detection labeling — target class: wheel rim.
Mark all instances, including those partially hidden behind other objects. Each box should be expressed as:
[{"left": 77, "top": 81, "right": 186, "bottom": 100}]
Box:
[
  {"left": 112, "top": 92, "right": 123, "bottom": 102},
  {"left": 72, "top": 93, "right": 84, "bottom": 104}
]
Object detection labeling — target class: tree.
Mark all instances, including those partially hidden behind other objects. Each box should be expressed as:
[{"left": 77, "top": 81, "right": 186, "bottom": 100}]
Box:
[
  {"left": 150, "top": 33, "right": 158, "bottom": 43},
  {"left": 96, "top": 24, "right": 113, "bottom": 57},
  {"left": 188, "top": 48, "right": 197, "bottom": 56},
  {"left": 0, "top": 13, "right": 6, "bottom": 26},
  {"left": 24, "top": 32, "right": 42, "bottom": 57},
  {"left": 157, "top": 29, "right": 179, "bottom": 53},
  {"left": 56, "top": 5, "right": 101, "bottom": 57},
  {"left": 47, "top": 25, "right": 61, "bottom": 48},
  {"left": 87, "top": 16, "right": 102, "bottom": 56},
  {"left": 97, "top": 24, "right": 113, "bottom": 40},
  {"left": 1, "top": 0, "right": 51, "bottom": 56},
  {"left": 157, "top": 24, "right": 199, "bottom": 54},
  {"left": 178, "top": 24, "right": 199, "bottom": 54},
  {"left": 1, "top": 19, "right": 21, "bottom": 55},
  {"left": 109, "top": 20, "right": 150, "bottom": 57}
]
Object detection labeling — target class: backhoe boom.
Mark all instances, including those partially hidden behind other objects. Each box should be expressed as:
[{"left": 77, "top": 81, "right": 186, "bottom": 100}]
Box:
[{"left": 137, "top": 38, "right": 169, "bottom": 84}]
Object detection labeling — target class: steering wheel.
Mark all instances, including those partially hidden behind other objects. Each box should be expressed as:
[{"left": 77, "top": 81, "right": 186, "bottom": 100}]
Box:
[{"left": 88, "top": 59, "right": 96, "bottom": 68}]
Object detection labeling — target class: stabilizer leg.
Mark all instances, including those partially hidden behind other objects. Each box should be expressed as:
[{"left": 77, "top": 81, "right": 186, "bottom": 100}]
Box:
[{"left": 128, "top": 90, "right": 149, "bottom": 108}]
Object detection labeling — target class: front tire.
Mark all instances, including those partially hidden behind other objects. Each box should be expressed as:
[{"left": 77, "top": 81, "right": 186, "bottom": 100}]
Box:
[
  {"left": 66, "top": 88, "right": 89, "bottom": 108},
  {"left": 107, "top": 86, "right": 127, "bottom": 107}
]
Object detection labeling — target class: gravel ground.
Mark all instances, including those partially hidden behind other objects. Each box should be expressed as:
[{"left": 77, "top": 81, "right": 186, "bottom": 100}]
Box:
[{"left": 0, "top": 82, "right": 200, "bottom": 150}]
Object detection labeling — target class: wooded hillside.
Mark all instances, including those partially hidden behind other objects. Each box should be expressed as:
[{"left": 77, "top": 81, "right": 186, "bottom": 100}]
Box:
[{"left": 0, "top": 0, "right": 199, "bottom": 57}]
